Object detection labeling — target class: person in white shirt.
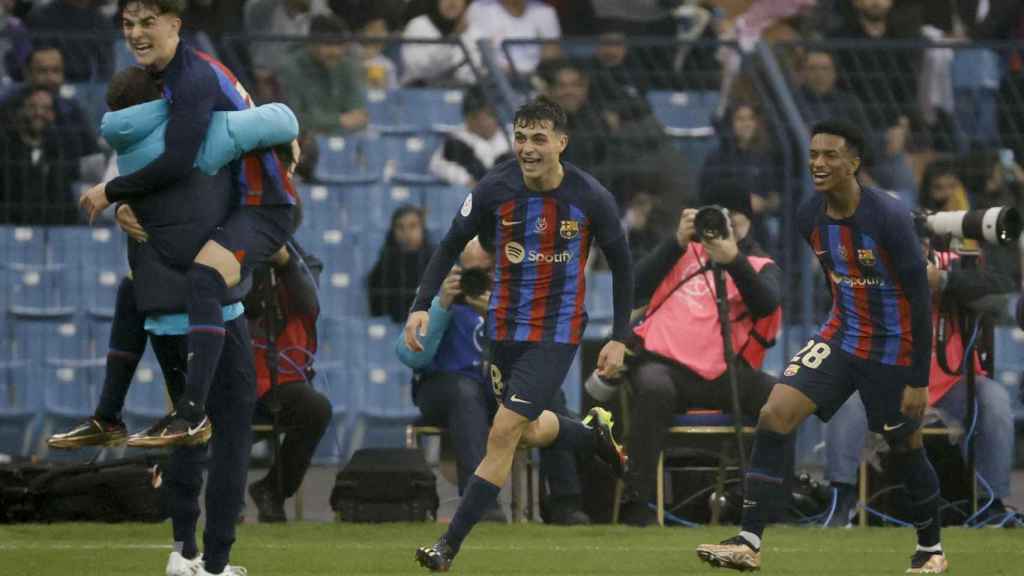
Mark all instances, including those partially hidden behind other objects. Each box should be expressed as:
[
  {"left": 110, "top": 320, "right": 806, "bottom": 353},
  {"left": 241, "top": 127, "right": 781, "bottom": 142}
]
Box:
[
  {"left": 428, "top": 85, "right": 510, "bottom": 187},
  {"left": 465, "top": 0, "right": 561, "bottom": 76},
  {"left": 401, "top": 0, "right": 482, "bottom": 87}
]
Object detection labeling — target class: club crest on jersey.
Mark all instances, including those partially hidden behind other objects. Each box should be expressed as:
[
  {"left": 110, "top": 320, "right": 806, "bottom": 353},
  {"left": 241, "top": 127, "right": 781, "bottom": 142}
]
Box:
[
  {"left": 535, "top": 217, "right": 549, "bottom": 233},
  {"left": 505, "top": 241, "right": 525, "bottom": 264},
  {"left": 559, "top": 220, "right": 580, "bottom": 240},
  {"left": 857, "top": 248, "right": 876, "bottom": 267},
  {"left": 784, "top": 364, "right": 800, "bottom": 377},
  {"left": 460, "top": 193, "right": 472, "bottom": 217}
]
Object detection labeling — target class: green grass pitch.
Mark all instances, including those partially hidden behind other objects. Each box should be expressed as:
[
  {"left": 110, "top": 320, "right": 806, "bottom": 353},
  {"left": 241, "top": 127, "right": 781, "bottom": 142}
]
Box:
[{"left": 1, "top": 523, "right": 1021, "bottom": 575}]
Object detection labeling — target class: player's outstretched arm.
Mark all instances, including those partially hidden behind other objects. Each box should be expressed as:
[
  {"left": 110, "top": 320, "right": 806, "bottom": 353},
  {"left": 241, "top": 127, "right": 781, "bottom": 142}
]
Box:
[
  {"left": 885, "top": 206, "right": 933, "bottom": 390},
  {"left": 197, "top": 103, "right": 299, "bottom": 174}
]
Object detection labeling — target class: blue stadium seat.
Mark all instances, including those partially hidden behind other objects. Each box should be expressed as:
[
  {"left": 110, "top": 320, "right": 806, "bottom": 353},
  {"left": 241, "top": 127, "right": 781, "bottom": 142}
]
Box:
[
  {"left": 314, "top": 133, "right": 389, "bottom": 184},
  {"left": 50, "top": 226, "right": 126, "bottom": 273},
  {"left": 123, "top": 353, "right": 170, "bottom": 425},
  {"left": 42, "top": 358, "right": 104, "bottom": 422},
  {"left": 994, "top": 326, "right": 1024, "bottom": 372},
  {"left": 366, "top": 88, "right": 400, "bottom": 128},
  {"left": 0, "top": 359, "right": 39, "bottom": 457},
  {"left": 7, "top": 264, "right": 76, "bottom": 318},
  {"left": 361, "top": 364, "right": 418, "bottom": 423},
  {"left": 373, "top": 183, "right": 426, "bottom": 231},
  {"left": 585, "top": 270, "right": 613, "bottom": 321},
  {"left": 302, "top": 181, "right": 381, "bottom": 236},
  {"left": 561, "top": 352, "right": 582, "bottom": 415},
  {"left": 646, "top": 90, "right": 720, "bottom": 133},
  {"left": 396, "top": 89, "right": 465, "bottom": 130},
  {"left": 383, "top": 131, "right": 444, "bottom": 176},
  {"left": 81, "top": 266, "right": 122, "bottom": 320},
  {"left": 422, "top": 184, "right": 470, "bottom": 232},
  {"left": 0, "top": 225, "right": 48, "bottom": 267},
  {"left": 318, "top": 316, "right": 369, "bottom": 366},
  {"left": 62, "top": 83, "right": 108, "bottom": 131}
]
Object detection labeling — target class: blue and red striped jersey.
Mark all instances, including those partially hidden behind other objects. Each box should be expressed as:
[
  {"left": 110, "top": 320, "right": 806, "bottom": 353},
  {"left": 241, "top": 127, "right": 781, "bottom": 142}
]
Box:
[
  {"left": 412, "top": 160, "right": 630, "bottom": 345},
  {"left": 797, "top": 186, "right": 931, "bottom": 387},
  {"left": 106, "top": 42, "right": 296, "bottom": 207}
]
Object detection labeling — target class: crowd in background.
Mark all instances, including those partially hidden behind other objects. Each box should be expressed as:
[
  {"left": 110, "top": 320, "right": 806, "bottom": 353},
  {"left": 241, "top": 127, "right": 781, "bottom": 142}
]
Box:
[{"left": 1, "top": 0, "right": 1024, "bottom": 318}]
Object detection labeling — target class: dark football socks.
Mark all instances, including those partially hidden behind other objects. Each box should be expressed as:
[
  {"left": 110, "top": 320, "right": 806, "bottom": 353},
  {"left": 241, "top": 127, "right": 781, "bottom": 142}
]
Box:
[
  {"left": 551, "top": 414, "right": 595, "bottom": 456},
  {"left": 889, "top": 447, "right": 942, "bottom": 549},
  {"left": 95, "top": 278, "right": 146, "bottom": 422},
  {"left": 444, "top": 474, "right": 501, "bottom": 554},
  {"left": 739, "top": 429, "right": 790, "bottom": 549},
  {"left": 180, "top": 264, "right": 228, "bottom": 423}
]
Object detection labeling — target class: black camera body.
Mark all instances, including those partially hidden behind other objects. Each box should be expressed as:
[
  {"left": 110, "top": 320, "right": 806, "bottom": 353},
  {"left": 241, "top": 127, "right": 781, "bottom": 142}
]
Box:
[
  {"left": 693, "top": 205, "right": 731, "bottom": 241},
  {"left": 459, "top": 267, "right": 491, "bottom": 298}
]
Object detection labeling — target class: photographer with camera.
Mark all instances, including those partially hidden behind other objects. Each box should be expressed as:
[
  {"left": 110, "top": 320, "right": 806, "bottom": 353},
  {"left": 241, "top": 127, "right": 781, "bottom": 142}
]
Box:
[
  {"left": 395, "top": 238, "right": 590, "bottom": 525},
  {"left": 823, "top": 230, "right": 1021, "bottom": 527},
  {"left": 611, "top": 181, "right": 784, "bottom": 526}
]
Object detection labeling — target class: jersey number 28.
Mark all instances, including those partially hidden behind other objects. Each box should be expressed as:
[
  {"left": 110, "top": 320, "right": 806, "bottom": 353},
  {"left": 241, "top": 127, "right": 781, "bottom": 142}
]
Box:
[{"left": 789, "top": 340, "right": 832, "bottom": 369}]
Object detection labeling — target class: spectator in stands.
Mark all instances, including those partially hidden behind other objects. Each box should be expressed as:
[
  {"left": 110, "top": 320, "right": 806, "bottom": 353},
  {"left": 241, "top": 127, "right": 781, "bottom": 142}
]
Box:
[
  {"left": 180, "top": 0, "right": 246, "bottom": 61},
  {"left": 0, "top": 86, "right": 81, "bottom": 225},
  {"left": 617, "top": 183, "right": 784, "bottom": 526},
  {"left": 795, "top": 49, "right": 872, "bottom": 135},
  {"left": 401, "top": 0, "right": 482, "bottom": 87},
  {"left": 584, "top": 21, "right": 678, "bottom": 99},
  {"left": 541, "top": 58, "right": 610, "bottom": 176},
  {"left": 25, "top": 0, "right": 113, "bottom": 81},
  {"left": 0, "top": 45, "right": 103, "bottom": 181},
  {"left": 623, "top": 191, "right": 661, "bottom": 263},
  {"left": 356, "top": 13, "right": 397, "bottom": 90},
  {"left": 465, "top": 0, "right": 561, "bottom": 77},
  {"left": 395, "top": 238, "right": 591, "bottom": 525},
  {"left": 279, "top": 14, "right": 368, "bottom": 135},
  {"left": 245, "top": 0, "right": 331, "bottom": 73},
  {"left": 246, "top": 241, "right": 332, "bottom": 523},
  {"left": 0, "top": 0, "right": 30, "bottom": 82},
  {"left": 429, "top": 85, "right": 509, "bottom": 188},
  {"left": 960, "top": 149, "right": 1024, "bottom": 284},
  {"left": 823, "top": 232, "right": 1019, "bottom": 527},
  {"left": 369, "top": 205, "right": 434, "bottom": 323},
  {"left": 919, "top": 157, "right": 971, "bottom": 213},
  {"left": 699, "top": 103, "right": 781, "bottom": 248}
]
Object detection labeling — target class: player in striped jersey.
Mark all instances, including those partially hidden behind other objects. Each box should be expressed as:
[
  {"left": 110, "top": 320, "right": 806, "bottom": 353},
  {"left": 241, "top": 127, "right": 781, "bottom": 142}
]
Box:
[
  {"left": 408, "top": 97, "right": 634, "bottom": 571},
  {"left": 77, "top": 0, "right": 299, "bottom": 447},
  {"left": 698, "top": 120, "right": 947, "bottom": 574}
]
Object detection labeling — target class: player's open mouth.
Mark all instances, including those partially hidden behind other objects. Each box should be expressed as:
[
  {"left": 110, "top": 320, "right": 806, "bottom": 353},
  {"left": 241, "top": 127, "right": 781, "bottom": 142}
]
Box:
[
  {"left": 133, "top": 44, "right": 153, "bottom": 56},
  {"left": 520, "top": 157, "right": 541, "bottom": 168},
  {"left": 812, "top": 171, "right": 829, "bottom": 184}
]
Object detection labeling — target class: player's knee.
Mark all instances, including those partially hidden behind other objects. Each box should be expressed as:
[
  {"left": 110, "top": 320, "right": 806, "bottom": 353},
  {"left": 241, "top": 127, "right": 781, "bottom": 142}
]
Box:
[
  {"left": 187, "top": 263, "right": 229, "bottom": 301},
  {"left": 757, "top": 402, "right": 798, "bottom": 435},
  {"left": 194, "top": 243, "right": 240, "bottom": 287}
]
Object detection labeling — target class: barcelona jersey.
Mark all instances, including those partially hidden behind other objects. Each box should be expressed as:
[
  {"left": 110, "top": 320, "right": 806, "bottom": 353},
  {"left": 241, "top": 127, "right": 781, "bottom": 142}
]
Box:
[
  {"left": 415, "top": 160, "right": 626, "bottom": 345},
  {"left": 796, "top": 186, "right": 931, "bottom": 387},
  {"left": 106, "top": 43, "right": 296, "bottom": 207}
]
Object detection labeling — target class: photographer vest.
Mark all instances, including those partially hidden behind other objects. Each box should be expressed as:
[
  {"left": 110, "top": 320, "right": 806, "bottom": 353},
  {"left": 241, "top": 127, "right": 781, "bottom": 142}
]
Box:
[
  {"left": 634, "top": 243, "right": 781, "bottom": 380},
  {"left": 929, "top": 251, "right": 985, "bottom": 405}
]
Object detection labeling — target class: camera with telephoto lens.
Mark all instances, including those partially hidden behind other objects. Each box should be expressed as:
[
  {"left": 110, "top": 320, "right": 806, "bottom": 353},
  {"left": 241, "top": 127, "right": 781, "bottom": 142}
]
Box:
[
  {"left": 693, "top": 205, "right": 731, "bottom": 241},
  {"left": 458, "top": 267, "right": 491, "bottom": 298},
  {"left": 914, "top": 207, "right": 1021, "bottom": 246}
]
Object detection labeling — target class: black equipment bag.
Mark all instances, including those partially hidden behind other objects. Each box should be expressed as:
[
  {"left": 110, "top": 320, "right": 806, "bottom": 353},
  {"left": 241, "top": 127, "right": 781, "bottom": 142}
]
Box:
[
  {"left": 0, "top": 456, "right": 167, "bottom": 523},
  {"left": 330, "top": 448, "right": 438, "bottom": 522}
]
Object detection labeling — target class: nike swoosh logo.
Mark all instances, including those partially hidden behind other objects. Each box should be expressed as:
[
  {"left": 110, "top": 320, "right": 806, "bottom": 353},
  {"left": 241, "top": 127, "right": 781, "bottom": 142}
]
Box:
[
  {"left": 187, "top": 417, "right": 208, "bottom": 436},
  {"left": 502, "top": 219, "right": 522, "bottom": 226},
  {"left": 882, "top": 422, "right": 905, "bottom": 432},
  {"left": 509, "top": 394, "right": 531, "bottom": 404}
]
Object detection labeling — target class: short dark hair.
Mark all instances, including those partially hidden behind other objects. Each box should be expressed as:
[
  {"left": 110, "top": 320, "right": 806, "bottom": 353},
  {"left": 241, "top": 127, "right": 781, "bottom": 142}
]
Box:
[
  {"left": 811, "top": 119, "right": 865, "bottom": 159},
  {"left": 462, "top": 85, "right": 492, "bottom": 117},
  {"left": 309, "top": 14, "right": 349, "bottom": 38},
  {"left": 118, "top": 0, "right": 186, "bottom": 15},
  {"left": 513, "top": 96, "right": 568, "bottom": 134},
  {"left": 106, "top": 66, "right": 161, "bottom": 111}
]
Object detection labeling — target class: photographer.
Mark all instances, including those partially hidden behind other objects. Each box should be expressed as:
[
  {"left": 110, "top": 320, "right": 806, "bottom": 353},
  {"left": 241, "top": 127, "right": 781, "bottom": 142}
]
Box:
[
  {"left": 394, "top": 238, "right": 590, "bottom": 525},
  {"left": 616, "top": 182, "right": 783, "bottom": 525},
  {"left": 824, "top": 234, "right": 1019, "bottom": 527}
]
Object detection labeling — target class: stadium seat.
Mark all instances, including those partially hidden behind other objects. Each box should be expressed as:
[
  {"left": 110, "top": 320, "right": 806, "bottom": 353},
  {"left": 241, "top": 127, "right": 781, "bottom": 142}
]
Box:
[
  {"left": 421, "top": 184, "right": 470, "bottom": 232},
  {"left": 311, "top": 360, "right": 358, "bottom": 462},
  {"left": 62, "top": 82, "right": 108, "bottom": 130},
  {"left": 993, "top": 326, "right": 1024, "bottom": 372},
  {"left": 366, "top": 88, "right": 400, "bottom": 128},
  {"left": 81, "top": 266, "right": 122, "bottom": 320},
  {"left": 7, "top": 264, "right": 76, "bottom": 318},
  {"left": 0, "top": 225, "right": 48, "bottom": 267},
  {"left": 584, "top": 270, "right": 614, "bottom": 322},
  {"left": 361, "top": 320, "right": 418, "bottom": 423},
  {"left": 646, "top": 90, "right": 720, "bottom": 135},
  {"left": 383, "top": 131, "right": 444, "bottom": 177},
  {"left": 0, "top": 359, "right": 39, "bottom": 457},
  {"left": 317, "top": 316, "right": 369, "bottom": 366},
  {"left": 52, "top": 225, "right": 126, "bottom": 273},
  {"left": 314, "top": 133, "right": 389, "bottom": 184},
  {"left": 123, "top": 354, "right": 170, "bottom": 427},
  {"left": 396, "top": 89, "right": 464, "bottom": 130}
]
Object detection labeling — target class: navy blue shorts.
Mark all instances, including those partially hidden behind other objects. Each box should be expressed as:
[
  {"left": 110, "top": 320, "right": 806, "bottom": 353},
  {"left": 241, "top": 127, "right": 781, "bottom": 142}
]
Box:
[
  {"left": 487, "top": 340, "right": 577, "bottom": 420},
  {"left": 781, "top": 336, "right": 919, "bottom": 441},
  {"left": 211, "top": 205, "right": 295, "bottom": 277}
]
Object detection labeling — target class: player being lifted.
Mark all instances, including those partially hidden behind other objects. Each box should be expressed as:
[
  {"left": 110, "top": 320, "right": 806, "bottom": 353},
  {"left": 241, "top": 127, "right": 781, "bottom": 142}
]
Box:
[
  {"left": 407, "top": 97, "right": 633, "bottom": 572},
  {"left": 697, "top": 120, "right": 946, "bottom": 573}
]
